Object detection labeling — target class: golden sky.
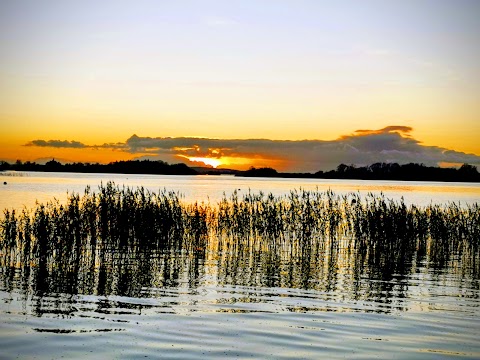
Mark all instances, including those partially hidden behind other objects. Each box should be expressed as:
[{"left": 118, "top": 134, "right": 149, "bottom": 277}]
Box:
[{"left": 1, "top": 1, "right": 479, "bottom": 171}]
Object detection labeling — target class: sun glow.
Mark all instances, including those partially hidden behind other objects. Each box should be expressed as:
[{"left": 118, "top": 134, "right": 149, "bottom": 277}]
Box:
[
  {"left": 187, "top": 157, "right": 222, "bottom": 168},
  {"left": 177, "top": 153, "right": 288, "bottom": 170}
]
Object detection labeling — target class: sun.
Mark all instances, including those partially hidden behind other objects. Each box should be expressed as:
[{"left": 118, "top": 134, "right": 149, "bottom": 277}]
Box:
[{"left": 187, "top": 157, "right": 223, "bottom": 168}]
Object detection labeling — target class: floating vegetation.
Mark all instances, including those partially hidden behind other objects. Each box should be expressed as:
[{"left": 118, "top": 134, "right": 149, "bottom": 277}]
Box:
[
  {"left": 0, "top": 170, "right": 28, "bottom": 177},
  {"left": 1, "top": 182, "right": 479, "bottom": 285}
]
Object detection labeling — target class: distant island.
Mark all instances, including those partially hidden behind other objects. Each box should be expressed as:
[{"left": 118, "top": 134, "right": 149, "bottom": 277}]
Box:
[
  {"left": 240, "top": 162, "right": 480, "bottom": 182},
  {"left": 1, "top": 159, "right": 479, "bottom": 182}
]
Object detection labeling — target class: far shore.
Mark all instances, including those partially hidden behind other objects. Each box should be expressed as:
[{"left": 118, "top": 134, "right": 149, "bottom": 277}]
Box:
[{"left": 1, "top": 159, "right": 479, "bottom": 183}]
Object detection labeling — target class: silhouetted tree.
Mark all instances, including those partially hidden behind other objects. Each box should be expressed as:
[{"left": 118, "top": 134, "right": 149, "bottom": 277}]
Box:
[
  {"left": 242, "top": 167, "right": 278, "bottom": 177},
  {"left": 45, "top": 159, "right": 62, "bottom": 171}
]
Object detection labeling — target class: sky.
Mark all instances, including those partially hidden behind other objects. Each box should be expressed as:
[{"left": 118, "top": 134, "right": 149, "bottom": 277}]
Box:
[{"left": 1, "top": 0, "right": 479, "bottom": 171}]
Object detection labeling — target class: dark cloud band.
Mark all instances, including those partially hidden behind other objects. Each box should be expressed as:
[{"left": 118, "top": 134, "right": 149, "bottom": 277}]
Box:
[
  {"left": 25, "top": 140, "right": 87, "bottom": 148},
  {"left": 25, "top": 126, "right": 480, "bottom": 171}
]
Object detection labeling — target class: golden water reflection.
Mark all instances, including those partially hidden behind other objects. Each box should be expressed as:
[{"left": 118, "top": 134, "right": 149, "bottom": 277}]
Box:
[{"left": 1, "top": 232, "right": 478, "bottom": 317}]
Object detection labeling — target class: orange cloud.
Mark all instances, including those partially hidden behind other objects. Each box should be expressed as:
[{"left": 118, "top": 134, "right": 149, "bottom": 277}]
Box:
[{"left": 344, "top": 126, "right": 414, "bottom": 138}]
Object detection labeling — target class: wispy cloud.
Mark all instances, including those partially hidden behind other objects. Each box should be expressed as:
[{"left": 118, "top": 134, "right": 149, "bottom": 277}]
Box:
[
  {"left": 25, "top": 140, "right": 127, "bottom": 151},
  {"left": 350, "top": 125, "right": 413, "bottom": 136},
  {"left": 25, "top": 126, "right": 480, "bottom": 171},
  {"left": 25, "top": 140, "right": 88, "bottom": 148}
]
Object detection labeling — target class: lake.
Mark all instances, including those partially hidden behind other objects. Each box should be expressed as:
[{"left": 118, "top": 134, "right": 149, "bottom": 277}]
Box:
[
  {"left": 1, "top": 171, "right": 480, "bottom": 211},
  {"left": 1, "top": 171, "right": 479, "bottom": 359}
]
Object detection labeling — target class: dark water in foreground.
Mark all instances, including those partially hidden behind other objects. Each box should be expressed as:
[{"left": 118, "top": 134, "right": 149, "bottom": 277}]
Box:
[{"left": 1, "top": 234, "right": 479, "bottom": 359}]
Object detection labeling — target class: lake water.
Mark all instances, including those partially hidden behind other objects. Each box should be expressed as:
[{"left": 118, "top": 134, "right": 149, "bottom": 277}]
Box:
[
  {"left": 1, "top": 171, "right": 479, "bottom": 359},
  {"left": 1, "top": 171, "right": 480, "bottom": 211}
]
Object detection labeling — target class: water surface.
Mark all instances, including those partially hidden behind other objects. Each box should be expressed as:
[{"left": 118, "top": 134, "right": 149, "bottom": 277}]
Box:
[
  {"left": 1, "top": 171, "right": 479, "bottom": 211},
  {"left": 1, "top": 235, "right": 479, "bottom": 359},
  {"left": 0, "top": 172, "right": 479, "bottom": 359}
]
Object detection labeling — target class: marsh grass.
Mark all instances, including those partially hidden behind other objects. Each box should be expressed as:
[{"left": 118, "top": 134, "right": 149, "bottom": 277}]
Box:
[{"left": 1, "top": 182, "right": 478, "bottom": 278}]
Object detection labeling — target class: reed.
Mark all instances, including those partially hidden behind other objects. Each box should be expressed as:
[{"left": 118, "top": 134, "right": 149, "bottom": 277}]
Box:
[{"left": 1, "top": 182, "right": 479, "bottom": 271}]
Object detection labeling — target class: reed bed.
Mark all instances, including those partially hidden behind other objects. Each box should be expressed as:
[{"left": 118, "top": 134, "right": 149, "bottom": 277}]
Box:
[{"left": 1, "top": 182, "right": 479, "bottom": 272}]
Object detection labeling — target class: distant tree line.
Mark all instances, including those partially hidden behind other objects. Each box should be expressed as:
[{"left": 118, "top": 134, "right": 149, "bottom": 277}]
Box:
[
  {"left": 318, "top": 162, "right": 480, "bottom": 182},
  {"left": 0, "top": 159, "right": 198, "bottom": 175},
  {"left": 1, "top": 159, "right": 479, "bottom": 182},
  {"left": 240, "top": 162, "right": 480, "bottom": 182}
]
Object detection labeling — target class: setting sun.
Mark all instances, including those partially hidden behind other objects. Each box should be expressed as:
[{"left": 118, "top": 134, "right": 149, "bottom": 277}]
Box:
[{"left": 185, "top": 156, "right": 223, "bottom": 168}]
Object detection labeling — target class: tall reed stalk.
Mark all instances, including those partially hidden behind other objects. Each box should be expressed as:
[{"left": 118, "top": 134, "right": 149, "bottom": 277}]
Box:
[{"left": 1, "top": 182, "right": 478, "bottom": 271}]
